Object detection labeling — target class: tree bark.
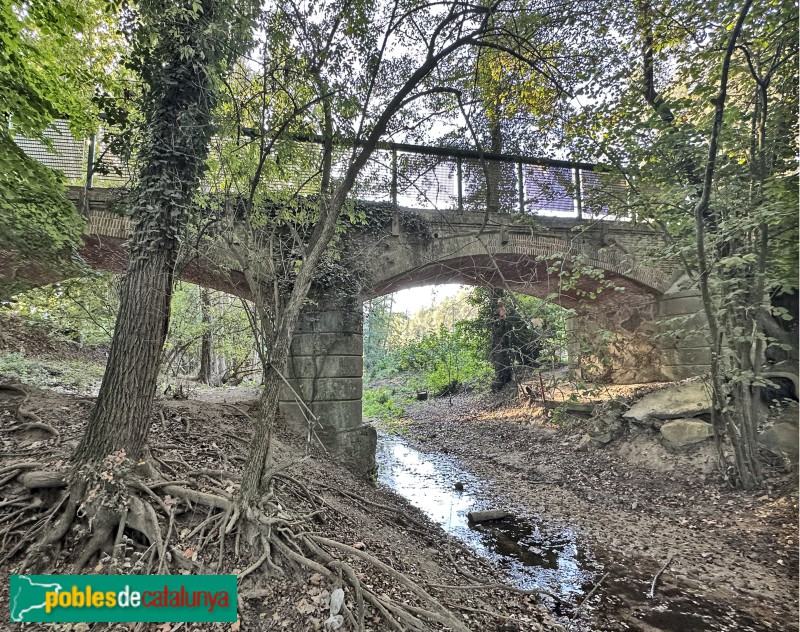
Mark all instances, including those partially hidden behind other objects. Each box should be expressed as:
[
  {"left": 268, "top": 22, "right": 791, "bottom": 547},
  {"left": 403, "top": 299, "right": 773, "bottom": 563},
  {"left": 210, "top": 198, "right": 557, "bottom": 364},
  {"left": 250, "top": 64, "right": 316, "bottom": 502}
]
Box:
[
  {"left": 73, "top": 249, "right": 176, "bottom": 462},
  {"left": 490, "top": 288, "right": 513, "bottom": 391},
  {"left": 198, "top": 288, "right": 214, "bottom": 385},
  {"left": 72, "top": 0, "right": 248, "bottom": 464}
]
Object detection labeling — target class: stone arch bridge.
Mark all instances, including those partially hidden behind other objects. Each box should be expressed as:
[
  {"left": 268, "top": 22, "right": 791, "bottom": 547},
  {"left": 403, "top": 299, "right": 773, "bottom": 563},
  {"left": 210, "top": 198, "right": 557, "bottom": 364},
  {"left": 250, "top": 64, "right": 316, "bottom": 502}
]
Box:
[
  {"left": 21, "top": 186, "right": 705, "bottom": 471},
  {"left": 3, "top": 133, "right": 708, "bottom": 472}
]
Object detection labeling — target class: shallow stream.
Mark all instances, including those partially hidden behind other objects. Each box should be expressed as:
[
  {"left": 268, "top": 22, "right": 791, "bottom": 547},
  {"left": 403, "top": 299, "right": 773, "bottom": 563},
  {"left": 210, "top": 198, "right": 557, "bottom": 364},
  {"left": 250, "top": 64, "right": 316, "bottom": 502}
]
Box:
[
  {"left": 375, "top": 430, "right": 771, "bottom": 632},
  {"left": 376, "top": 432, "right": 595, "bottom": 598}
]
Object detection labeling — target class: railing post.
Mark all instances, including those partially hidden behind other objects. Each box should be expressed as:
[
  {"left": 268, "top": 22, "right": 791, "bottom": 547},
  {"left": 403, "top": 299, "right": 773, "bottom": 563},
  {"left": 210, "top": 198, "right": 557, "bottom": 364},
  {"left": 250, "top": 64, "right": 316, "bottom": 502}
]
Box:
[
  {"left": 628, "top": 179, "right": 636, "bottom": 224},
  {"left": 390, "top": 149, "right": 398, "bottom": 206},
  {"left": 86, "top": 133, "right": 96, "bottom": 189},
  {"left": 456, "top": 156, "right": 463, "bottom": 213},
  {"left": 517, "top": 160, "right": 525, "bottom": 214},
  {"left": 573, "top": 167, "right": 582, "bottom": 220}
]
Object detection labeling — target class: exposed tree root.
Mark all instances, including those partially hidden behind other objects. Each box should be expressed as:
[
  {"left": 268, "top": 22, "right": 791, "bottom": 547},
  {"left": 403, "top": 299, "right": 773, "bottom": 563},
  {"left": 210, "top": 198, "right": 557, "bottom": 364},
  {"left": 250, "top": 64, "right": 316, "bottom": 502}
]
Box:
[
  {"left": 1, "top": 454, "right": 535, "bottom": 631},
  {"left": 0, "top": 384, "right": 57, "bottom": 438}
]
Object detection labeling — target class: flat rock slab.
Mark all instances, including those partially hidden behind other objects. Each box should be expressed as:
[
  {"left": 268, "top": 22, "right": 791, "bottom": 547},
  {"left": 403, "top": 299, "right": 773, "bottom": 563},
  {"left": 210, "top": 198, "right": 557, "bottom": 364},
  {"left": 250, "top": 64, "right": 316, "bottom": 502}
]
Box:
[
  {"left": 759, "top": 422, "right": 799, "bottom": 462},
  {"left": 624, "top": 382, "right": 712, "bottom": 424},
  {"left": 660, "top": 418, "right": 714, "bottom": 447}
]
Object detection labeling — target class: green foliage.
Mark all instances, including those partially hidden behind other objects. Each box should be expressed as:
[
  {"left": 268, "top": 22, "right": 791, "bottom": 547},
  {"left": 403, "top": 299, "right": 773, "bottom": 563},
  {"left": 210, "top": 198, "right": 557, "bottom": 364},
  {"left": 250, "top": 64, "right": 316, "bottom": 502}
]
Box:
[
  {"left": 3, "top": 277, "right": 258, "bottom": 383},
  {"left": 0, "top": 351, "right": 105, "bottom": 395},
  {"left": 559, "top": 0, "right": 798, "bottom": 487},
  {"left": 372, "top": 321, "right": 492, "bottom": 395},
  {"left": 362, "top": 387, "right": 405, "bottom": 424},
  {"left": 365, "top": 287, "right": 569, "bottom": 396},
  {"left": 3, "top": 275, "right": 119, "bottom": 346},
  {"left": 165, "top": 284, "right": 256, "bottom": 381},
  {"left": 464, "top": 287, "right": 569, "bottom": 367},
  {"left": 0, "top": 0, "right": 126, "bottom": 285},
  {"left": 363, "top": 295, "right": 395, "bottom": 375},
  {"left": 408, "top": 324, "right": 493, "bottom": 394}
]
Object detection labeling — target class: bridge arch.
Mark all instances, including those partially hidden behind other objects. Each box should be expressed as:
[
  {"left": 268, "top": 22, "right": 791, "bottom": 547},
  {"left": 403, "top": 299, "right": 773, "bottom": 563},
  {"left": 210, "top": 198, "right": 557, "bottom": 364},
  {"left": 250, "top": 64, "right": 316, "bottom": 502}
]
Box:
[
  {"left": 1, "top": 191, "right": 706, "bottom": 475},
  {"left": 359, "top": 209, "right": 673, "bottom": 312}
]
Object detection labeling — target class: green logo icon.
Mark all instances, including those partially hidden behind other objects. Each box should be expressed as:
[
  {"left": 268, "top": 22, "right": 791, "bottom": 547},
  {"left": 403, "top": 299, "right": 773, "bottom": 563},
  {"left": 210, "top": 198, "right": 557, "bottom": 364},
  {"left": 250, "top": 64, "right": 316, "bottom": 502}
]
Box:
[{"left": 10, "top": 575, "right": 237, "bottom": 622}]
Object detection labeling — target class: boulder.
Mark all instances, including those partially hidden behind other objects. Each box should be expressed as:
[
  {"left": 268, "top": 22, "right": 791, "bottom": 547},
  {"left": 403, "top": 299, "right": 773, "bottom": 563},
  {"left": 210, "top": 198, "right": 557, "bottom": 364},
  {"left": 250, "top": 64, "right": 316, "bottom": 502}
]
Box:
[
  {"left": 576, "top": 433, "right": 607, "bottom": 451},
  {"left": 587, "top": 400, "right": 626, "bottom": 442},
  {"left": 624, "top": 382, "right": 712, "bottom": 426},
  {"left": 759, "top": 422, "right": 799, "bottom": 463},
  {"left": 660, "top": 418, "right": 714, "bottom": 447}
]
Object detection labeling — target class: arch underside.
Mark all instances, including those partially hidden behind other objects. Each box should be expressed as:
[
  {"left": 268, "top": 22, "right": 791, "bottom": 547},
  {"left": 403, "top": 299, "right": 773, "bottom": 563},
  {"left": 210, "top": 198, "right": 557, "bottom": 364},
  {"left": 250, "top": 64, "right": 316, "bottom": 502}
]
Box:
[
  {"left": 365, "top": 253, "right": 660, "bottom": 311},
  {"left": 5, "top": 236, "right": 661, "bottom": 312},
  {"left": 1, "top": 235, "right": 252, "bottom": 301}
]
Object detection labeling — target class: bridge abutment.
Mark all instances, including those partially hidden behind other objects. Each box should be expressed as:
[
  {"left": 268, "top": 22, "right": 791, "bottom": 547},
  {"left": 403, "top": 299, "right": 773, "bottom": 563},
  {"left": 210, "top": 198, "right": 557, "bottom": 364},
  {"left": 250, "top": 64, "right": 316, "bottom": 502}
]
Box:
[
  {"left": 654, "top": 287, "right": 710, "bottom": 380},
  {"left": 568, "top": 283, "right": 709, "bottom": 383},
  {"left": 278, "top": 296, "right": 376, "bottom": 475}
]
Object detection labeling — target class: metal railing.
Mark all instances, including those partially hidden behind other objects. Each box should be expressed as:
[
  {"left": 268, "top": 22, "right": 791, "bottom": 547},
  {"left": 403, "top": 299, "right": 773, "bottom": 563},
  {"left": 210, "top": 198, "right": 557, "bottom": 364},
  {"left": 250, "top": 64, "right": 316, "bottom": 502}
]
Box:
[{"left": 15, "top": 120, "right": 630, "bottom": 220}]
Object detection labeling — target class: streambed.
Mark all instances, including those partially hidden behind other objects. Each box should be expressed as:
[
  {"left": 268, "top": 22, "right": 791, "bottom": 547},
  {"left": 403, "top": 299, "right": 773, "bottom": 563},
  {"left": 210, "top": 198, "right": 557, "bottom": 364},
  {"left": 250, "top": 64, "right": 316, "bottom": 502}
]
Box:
[
  {"left": 376, "top": 431, "right": 595, "bottom": 598},
  {"left": 375, "top": 430, "right": 774, "bottom": 632}
]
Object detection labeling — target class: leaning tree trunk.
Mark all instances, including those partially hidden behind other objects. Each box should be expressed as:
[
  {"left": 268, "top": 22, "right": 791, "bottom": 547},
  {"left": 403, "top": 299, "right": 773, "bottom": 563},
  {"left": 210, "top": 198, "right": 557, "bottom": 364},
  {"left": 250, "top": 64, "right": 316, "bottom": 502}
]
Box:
[
  {"left": 73, "top": 0, "right": 236, "bottom": 465},
  {"left": 73, "top": 250, "right": 177, "bottom": 462},
  {"left": 237, "top": 311, "right": 296, "bottom": 509}
]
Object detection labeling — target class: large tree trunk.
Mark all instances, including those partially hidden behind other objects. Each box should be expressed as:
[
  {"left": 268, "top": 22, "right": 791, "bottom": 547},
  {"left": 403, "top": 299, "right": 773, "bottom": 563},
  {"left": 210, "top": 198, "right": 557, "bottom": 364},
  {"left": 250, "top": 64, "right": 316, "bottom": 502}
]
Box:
[
  {"left": 73, "top": 0, "right": 240, "bottom": 465},
  {"left": 73, "top": 250, "right": 176, "bottom": 462}
]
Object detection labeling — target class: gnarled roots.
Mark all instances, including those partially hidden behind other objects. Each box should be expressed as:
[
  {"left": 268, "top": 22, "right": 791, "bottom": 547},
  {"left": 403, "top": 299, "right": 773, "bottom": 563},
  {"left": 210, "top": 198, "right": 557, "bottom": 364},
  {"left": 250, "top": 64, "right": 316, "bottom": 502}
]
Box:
[{"left": 2, "top": 460, "right": 481, "bottom": 632}]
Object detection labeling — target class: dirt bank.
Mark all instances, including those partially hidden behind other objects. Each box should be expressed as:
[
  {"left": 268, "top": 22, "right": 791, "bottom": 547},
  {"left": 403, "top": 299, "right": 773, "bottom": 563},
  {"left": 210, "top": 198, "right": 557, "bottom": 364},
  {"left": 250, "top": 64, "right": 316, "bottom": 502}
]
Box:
[
  {"left": 398, "top": 391, "right": 799, "bottom": 631},
  {"left": 0, "top": 383, "right": 570, "bottom": 631}
]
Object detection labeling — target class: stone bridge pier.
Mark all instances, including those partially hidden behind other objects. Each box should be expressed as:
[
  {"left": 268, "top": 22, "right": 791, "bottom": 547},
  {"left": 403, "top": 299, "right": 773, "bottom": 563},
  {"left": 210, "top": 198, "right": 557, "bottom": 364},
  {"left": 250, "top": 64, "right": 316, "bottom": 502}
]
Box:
[
  {"left": 276, "top": 281, "right": 710, "bottom": 475},
  {"left": 278, "top": 296, "right": 376, "bottom": 474}
]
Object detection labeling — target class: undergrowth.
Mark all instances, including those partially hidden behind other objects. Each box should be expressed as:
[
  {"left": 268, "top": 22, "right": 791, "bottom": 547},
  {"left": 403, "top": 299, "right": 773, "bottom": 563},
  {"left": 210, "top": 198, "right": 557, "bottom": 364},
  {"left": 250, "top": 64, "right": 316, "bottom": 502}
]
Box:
[
  {"left": 363, "top": 387, "right": 405, "bottom": 423},
  {"left": 0, "top": 351, "right": 105, "bottom": 395}
]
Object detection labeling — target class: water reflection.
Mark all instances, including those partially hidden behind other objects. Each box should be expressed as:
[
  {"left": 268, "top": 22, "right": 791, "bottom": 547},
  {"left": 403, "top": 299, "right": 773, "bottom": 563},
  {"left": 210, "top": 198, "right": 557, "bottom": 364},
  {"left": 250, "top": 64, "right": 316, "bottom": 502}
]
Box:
[{"left": 376, "top": 432, "right": 594, "bottom": 596}]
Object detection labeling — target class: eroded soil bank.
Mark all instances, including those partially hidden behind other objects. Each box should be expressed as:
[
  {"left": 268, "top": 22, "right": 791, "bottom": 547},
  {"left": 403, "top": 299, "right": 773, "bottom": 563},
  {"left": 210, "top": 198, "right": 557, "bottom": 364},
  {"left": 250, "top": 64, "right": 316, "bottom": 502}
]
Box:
[
  {"left": 388, "top": 390, "right": 799, "bottom": 631},
  {"left": 0, "top": 384, "right": 585, "bottom": 632}
]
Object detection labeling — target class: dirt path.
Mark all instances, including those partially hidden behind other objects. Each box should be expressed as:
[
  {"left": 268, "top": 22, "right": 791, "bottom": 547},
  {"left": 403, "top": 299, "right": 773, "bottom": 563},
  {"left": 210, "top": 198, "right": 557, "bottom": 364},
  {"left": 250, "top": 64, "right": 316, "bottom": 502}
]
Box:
[{"left": 395, "top": 392, "right": 799, "bottom": 631}]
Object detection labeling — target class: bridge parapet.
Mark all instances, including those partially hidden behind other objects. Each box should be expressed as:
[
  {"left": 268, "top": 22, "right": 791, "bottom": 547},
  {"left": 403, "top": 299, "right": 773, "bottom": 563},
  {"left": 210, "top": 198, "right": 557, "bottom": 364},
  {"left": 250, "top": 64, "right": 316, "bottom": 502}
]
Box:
[{"left": 30, "top": 120, "right": 632, "bottom": 221}]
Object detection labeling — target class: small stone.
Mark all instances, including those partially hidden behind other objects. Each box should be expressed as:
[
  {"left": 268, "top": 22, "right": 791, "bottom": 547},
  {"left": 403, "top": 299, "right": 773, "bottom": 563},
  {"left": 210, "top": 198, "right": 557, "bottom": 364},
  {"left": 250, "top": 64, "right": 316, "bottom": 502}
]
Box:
[
  {"left": 631, "top": 501, "right": 638, "bottom": 510},
  {"left": 576, "top": 434, "right": 593, "bottom": 451},
  {"left": 352, "top": 541, "right": 366, "bottom": 551}
]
